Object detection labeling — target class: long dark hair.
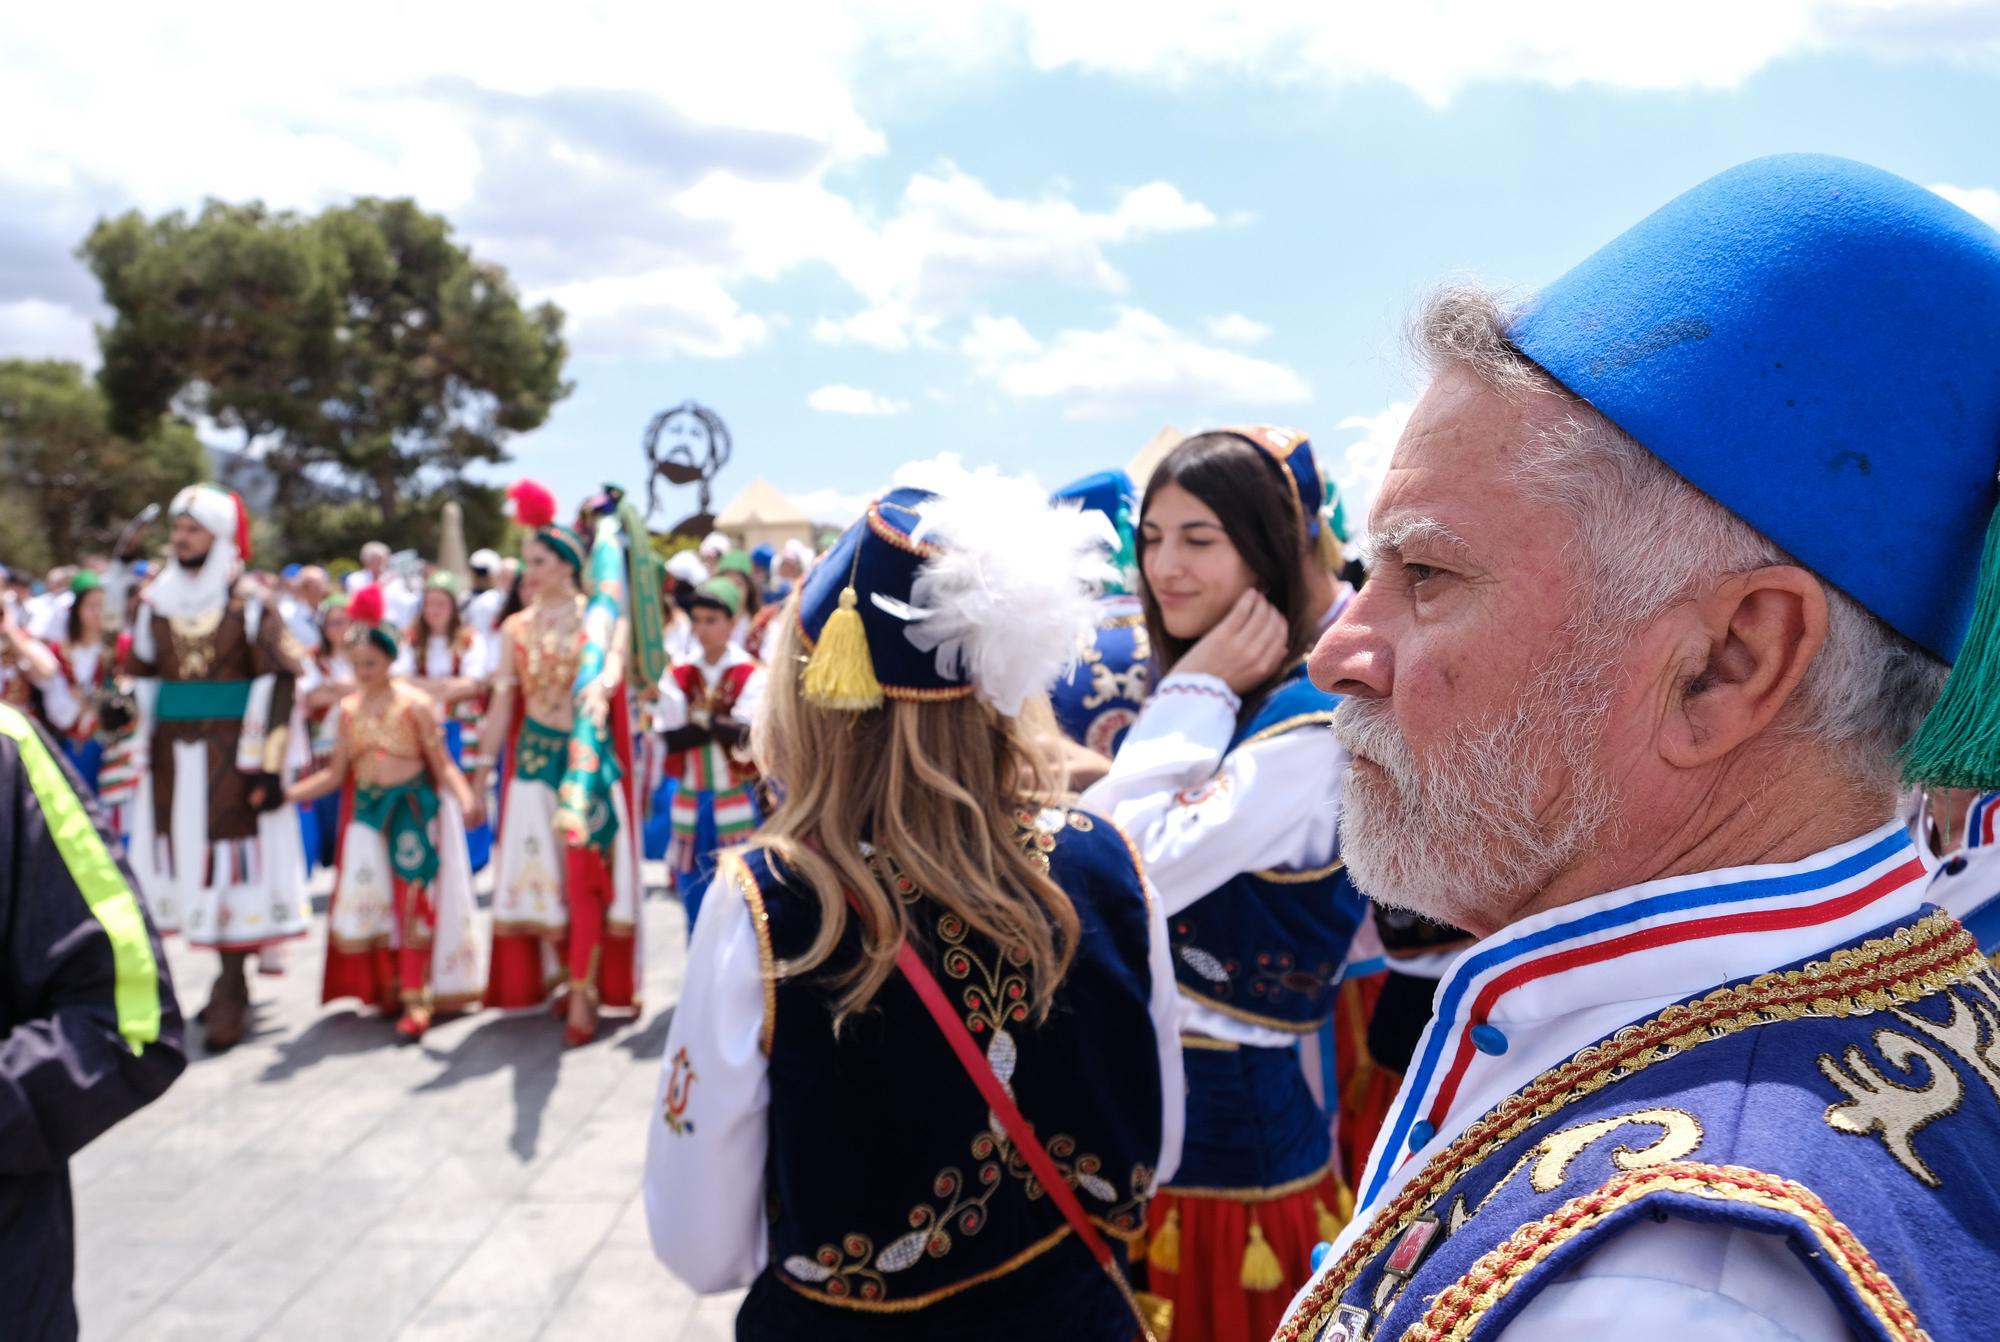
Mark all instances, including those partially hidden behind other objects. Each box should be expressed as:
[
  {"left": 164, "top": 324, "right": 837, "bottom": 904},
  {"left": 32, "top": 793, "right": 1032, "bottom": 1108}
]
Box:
[
  {"left": 1138, "top": 432, "right": 1317, "bottom": 707},
  {"left": 406, "top": 584, "right": 462, "bottom": 652}
]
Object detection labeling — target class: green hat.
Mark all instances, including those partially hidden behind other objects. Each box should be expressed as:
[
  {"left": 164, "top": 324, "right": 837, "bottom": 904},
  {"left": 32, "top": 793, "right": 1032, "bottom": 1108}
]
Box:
[
  {"left": 691, "top": 576, "right": 744, "bottom": 619},
  {"left": 69, "top": 570, "right": 104, "bottom": 596},
  {"left": 717, "top": 549, "right": 755, "bottom": 578},
  {"left": 426, "top": 570, "right": 459, "bottom": 594},
  {"left": 319, "top": 592, "right": 350, "bottom": 615}
]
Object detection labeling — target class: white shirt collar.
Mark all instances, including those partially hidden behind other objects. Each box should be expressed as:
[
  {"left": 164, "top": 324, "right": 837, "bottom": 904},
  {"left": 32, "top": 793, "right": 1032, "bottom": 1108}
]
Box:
[{"left": 1352, "top": 820, "right": 1929, "bottom": 1220}]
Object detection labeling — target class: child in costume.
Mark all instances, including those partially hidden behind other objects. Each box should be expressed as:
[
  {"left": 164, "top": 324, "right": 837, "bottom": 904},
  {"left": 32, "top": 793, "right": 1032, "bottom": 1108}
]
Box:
[
  {"left": 288, "top": 586, "right": 483, "bottom": 1041},
  {"left": 645, "top": 459, "right": 1184, "bottom": 1341},
  {"left": 1082, "top": 429, "right": 1364, "bottom": 1342},
  {"left": 399, "top": 571, "right": 493, "bottom": 871},
  {"left": 659, "top": 576, "right": 766, "bottom": 933}
]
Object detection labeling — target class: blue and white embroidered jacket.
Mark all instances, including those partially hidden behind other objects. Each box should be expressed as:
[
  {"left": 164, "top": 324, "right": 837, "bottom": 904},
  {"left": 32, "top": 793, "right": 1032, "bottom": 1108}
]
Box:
[{"left": 1282, "top": 823, "right": 2000, "bottom": 1342}]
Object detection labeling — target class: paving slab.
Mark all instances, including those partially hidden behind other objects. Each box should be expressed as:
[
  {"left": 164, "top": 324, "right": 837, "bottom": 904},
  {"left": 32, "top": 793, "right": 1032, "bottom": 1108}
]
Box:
[{"left": 70, "top": 864, "right": 747, "bottom": 1339}]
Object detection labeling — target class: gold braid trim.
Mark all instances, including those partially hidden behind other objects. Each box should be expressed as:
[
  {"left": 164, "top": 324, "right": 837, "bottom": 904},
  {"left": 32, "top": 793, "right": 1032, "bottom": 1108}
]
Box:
[
  {"left": 1277, "top": 910, "right": 1981, "bottom": 1340},
  {"left": 718, "top": 850, "right": 778, "bottom": 1057},
  {"left": 1408, "top": 1161, "right": 1928, "bottom": 1342},
  {"left": 1236, "top": 709, "right": 1335, "bottom": 748},
  {"left": 1252, "top": 856, "right": 1346, "bottom": 884}
]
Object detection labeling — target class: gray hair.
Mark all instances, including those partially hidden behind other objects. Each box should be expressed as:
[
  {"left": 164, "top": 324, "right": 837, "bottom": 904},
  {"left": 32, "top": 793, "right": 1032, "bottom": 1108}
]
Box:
[{"left": 1409, "top": 283, "right": 1948, "bottom": 788}]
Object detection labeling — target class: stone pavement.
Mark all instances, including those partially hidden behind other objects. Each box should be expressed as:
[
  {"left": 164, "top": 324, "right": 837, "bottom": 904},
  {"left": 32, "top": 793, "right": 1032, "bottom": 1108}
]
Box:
[{"left": 71, "top": 863, "right": 745, "bottom": 1341}]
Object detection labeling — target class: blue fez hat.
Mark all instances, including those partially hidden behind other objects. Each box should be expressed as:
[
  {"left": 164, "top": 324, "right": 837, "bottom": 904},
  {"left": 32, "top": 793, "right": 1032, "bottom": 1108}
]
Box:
[
  {"left": 1508, "top": 153, "right": 2000, "bottom": 783},
  {"left": 797, "top": 488, "right": 974, "bottom": 705}
]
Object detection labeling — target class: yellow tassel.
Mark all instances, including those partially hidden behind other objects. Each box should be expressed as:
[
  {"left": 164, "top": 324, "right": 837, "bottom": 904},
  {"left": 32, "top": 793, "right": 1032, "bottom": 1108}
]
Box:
[
  {"left": 1314, "top": 1196, "right": 1344, "bottom": 1243},
  {"left": 1147, "top": 1205, "right": 1181, "bottom": 1273},
  {"left": 802, "top": 586, "right": 883, "bottom": 710},
  {"left": 1334, "top": 1177, "right": 1354, "bottom": 1225},
  {"left": 1240, "top": 1219, "right": 1284, "bottom": 1292}
]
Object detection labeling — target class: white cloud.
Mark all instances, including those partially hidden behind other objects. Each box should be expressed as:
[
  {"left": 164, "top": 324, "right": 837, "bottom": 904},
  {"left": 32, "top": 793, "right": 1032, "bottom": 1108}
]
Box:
[
  {"left": 1327, "top": 401, "right": 1414, "bottom": 539},
  {"left": 1205, "top": 313, "right": 1272, "bottom": 345},
  {"left": 791, "top": 486, "right": 877, "bottom": 525},
  {"left": 783, "top": 167, "right": 1218, "bottom": 350},
  {"left": 807, "top": 384, "right": 911, "bottom": 415},
  {"left": 543, "top": 267, "right": 769, "bottom": 360},
  {"left": 1, "top": 2, "right": 1993, "bottom": 370},
  {"left": 1930, "top": 182, "right": 2000, "bottom": 229},
  {"left": 965, "top": 307, "right": 1311, "bottom": 420},
  {"left": 0, "top": 298, "right": 100, "bottom": 367},
  {"left": 1002, "top": 0, "right": 2000, "bottom": 107}
]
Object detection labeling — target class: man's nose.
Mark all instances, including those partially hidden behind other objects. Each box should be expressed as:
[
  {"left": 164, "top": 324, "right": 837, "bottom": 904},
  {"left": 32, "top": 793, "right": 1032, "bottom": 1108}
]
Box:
[{"left": 1308, "top": 585, "right": 1391, "bottom": 699}]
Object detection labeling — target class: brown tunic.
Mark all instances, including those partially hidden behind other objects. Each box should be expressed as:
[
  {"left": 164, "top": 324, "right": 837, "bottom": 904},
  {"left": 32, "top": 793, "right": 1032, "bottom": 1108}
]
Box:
[{"left": 131, "top": 597, "right": 302, "bottom": 842}]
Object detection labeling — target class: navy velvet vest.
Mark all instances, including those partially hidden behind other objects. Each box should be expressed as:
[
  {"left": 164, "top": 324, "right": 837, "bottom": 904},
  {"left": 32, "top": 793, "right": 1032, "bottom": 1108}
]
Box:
[
  {"left": 734, "top": 810, "right": 1164, "bottom": 1341},
  {"left": 1170, "top": 664, "right": 1364, "bottom": 1032},
  {"left": 1279, "top": 907, "right": 2000, "bottom": 1342},
  {"left": 1051, "top": 595, "right": 1151, "bottom": 757}
]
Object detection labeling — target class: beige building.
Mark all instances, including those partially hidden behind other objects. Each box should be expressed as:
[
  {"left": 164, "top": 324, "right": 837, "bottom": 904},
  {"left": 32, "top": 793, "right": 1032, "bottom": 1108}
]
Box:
[{"left": 714, "top": 477, "right": 815, "bottom": 554}]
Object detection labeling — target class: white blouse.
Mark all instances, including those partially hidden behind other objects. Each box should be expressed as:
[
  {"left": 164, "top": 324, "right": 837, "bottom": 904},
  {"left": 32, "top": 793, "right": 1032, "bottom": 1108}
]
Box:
[{"left": 1080, "top": 670, "right": 1347, "bottom": 1047}]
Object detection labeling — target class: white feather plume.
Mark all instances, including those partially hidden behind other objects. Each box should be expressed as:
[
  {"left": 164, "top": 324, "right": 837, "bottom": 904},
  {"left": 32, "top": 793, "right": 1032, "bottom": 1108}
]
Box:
[{"left": 890, "top": 455, "right": 1118, "bottom": 717}]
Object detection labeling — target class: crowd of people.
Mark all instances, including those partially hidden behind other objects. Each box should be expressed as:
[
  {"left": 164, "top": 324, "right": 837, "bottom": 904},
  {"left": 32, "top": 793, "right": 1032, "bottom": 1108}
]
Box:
[{"left": 11, "top": 151, "right": 2000, "bottom": 1342}]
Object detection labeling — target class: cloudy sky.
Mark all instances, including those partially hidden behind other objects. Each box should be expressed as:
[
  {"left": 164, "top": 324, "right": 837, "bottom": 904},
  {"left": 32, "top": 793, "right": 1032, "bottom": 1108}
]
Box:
[{"left": 5, "top": 2, "right": 1999, "bottom": 530}]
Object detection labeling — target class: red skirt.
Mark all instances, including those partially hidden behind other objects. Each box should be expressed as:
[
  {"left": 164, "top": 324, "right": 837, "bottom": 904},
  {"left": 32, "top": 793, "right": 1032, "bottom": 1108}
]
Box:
[
  {"left": 1142, "top": 1166, "right": 1350, "bottom": 1342},
  {"left": 486, "top": 842, "right": 639, "bottom": 1011}
]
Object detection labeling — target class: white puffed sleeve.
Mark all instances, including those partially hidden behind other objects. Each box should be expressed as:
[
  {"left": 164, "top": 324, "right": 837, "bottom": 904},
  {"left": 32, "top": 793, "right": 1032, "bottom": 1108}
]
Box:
[
  {"left": 731, "top": 664, "right": 768, "bottom": 725},
  {"left": 1494, "top": 1219, "right": 1857, "bottom": 1341},
  {"left": 653, "top": 669, "right": 690, "bottom": 732},
  {"left": 644, "top": 859, "right": 771, "bottom": 1292},
  {"left": 1081, "top": 672, "right": 1345, "bottom": 915}
]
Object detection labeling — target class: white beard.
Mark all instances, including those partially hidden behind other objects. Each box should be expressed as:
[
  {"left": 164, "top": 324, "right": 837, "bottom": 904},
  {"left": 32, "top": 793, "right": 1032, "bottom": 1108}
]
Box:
[
  {"left": 1331, "top": 640, "right": 1620, "bottom": 930},
  {"left": 144, "top": 540, "right": 239, "bottom": 621}
]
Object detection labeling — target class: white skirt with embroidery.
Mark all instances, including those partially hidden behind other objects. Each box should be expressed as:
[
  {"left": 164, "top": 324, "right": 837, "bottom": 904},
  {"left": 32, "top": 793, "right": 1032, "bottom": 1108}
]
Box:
[
  {"left": 491, "top": 775, "right": 641, "bottom": 932},
  {"left": 166, "top": 739, "right": 312, "bottom": 951},
  {"left": 327, "top": 793, "right": 484, "bottom": 1006}
]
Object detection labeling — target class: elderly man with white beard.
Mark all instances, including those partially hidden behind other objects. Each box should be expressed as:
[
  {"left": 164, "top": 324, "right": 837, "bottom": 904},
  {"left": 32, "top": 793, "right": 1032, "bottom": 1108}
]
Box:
[{"left": 1276, "top": 156, "right": 2000, "bottom": 1342}]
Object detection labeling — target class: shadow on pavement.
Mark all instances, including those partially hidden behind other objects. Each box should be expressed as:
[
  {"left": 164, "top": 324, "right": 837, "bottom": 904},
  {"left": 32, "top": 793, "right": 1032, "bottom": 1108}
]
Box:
[
  {"left": 255, "top": 1009, "right": 398, "bottom": 1081},
  {"left": 413, "top": 1013, "right": 564, "bottom": 1160},
  {"left": 616, "top": 1006, "right": 673, "bottom": 1063}
]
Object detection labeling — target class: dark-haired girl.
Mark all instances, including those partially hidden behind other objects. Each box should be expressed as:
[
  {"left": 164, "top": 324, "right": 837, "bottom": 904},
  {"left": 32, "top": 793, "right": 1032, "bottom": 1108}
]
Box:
[{"left": 1083, "top": 427, "right": 1364, "bottom": 1342}]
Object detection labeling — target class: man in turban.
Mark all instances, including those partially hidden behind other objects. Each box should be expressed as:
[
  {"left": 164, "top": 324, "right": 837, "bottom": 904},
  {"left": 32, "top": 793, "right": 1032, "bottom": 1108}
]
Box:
[{"left": 126, "top": 484, "right": 310, "bottom": 1051}]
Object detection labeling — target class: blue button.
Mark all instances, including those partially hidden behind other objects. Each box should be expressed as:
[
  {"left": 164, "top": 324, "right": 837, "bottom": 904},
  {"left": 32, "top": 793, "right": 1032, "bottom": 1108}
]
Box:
[
  {"left": 1408, "top": 1120, "right": 1434, "bottom": 1150},
  {"left": 1310, "top": 1240, "right": 1333, "bottom": 1272},
  {"left": 1470, "top": 1024, "right": 1509, "bottom": 1055}
]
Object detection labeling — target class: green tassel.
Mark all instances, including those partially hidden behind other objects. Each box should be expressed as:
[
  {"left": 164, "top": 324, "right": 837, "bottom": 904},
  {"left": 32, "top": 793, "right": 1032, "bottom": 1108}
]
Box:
[{"left": 1903, "top": 502, "right": 2000, "bottom": 788}]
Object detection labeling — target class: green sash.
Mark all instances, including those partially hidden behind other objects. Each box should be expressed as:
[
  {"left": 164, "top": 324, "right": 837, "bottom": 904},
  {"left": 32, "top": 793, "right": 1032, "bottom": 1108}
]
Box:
[
  {"left": 156, "top": 680, "right": 252, "bottom": 722},
  {"left": 515, "top": 715, "right": 567, "bottom": 790},
  {"left": 350, "top": 777, "right": 440, "bottom": 884}
]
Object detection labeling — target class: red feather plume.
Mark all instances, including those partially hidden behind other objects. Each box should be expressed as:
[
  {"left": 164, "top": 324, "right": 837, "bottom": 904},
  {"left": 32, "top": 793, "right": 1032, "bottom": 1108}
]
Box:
[
  {"left": 348, "top": 584, "right": 386, "bottom": 628},
  {"left": 230, "top": 490, "right": 252, "bottom": 563},
  {"left": 507, "top": 479, "right": 558, "bottom": 530}
]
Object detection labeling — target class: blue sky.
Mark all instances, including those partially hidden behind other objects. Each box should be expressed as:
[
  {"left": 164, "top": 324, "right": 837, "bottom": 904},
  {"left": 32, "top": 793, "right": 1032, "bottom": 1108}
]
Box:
[{"left": 4, "top": 4, "right": 1998, "bottom": 535}]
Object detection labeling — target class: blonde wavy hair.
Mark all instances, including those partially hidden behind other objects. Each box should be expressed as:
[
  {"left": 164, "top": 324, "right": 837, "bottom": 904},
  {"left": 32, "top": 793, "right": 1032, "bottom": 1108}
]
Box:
[{"left": 742, "top": 605, "right": 1082, "bottom": 1024}]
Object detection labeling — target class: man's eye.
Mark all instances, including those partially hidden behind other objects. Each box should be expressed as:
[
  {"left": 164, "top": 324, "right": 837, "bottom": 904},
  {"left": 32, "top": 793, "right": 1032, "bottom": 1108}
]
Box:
[{"left": 1405, "top": 563, "right": 1442, "bottom": 585}]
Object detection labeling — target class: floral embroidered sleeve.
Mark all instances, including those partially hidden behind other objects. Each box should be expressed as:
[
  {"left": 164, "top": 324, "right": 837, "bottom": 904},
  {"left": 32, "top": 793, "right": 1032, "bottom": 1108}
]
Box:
[
  {"left": 644, "top": 860, "right": 771, "bottom": 1292},
  {"left": 1081, "top": 674, "right": 1346, "bottom": 916}
]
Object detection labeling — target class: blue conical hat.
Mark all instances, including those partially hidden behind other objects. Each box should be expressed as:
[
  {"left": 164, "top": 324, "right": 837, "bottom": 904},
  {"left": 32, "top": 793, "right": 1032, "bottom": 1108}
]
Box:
[{"left": 1510, "top": 153, "right": 2000, "bottom": 662}]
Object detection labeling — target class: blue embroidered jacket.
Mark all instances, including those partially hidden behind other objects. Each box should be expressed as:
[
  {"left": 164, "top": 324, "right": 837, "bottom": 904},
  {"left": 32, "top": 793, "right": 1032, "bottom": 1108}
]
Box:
[
  {"left": 1278, "top": 907, "right": 2000, "bottom": 1342},
  {"left": 1169, "top": 663, "right": 1364, "bottom": 1032},
  {"left": 731, "top": 810, "right": 1166, "bottom": 1341},
  {"left": 1051, "top": 595, "right": 1150, "bottom": 757}
]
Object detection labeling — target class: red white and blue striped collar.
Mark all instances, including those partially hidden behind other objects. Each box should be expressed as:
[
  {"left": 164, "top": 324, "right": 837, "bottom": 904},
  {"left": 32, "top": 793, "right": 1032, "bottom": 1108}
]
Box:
[{"left": 1355, "top": 821, "right": 1929, "bottom": 1212}]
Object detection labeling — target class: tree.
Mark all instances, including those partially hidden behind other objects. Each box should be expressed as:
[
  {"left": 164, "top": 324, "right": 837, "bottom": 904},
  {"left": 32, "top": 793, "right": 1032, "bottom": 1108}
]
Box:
[
  {"left": 80, "top": 197, "right": 570, "bottom": 559},
  {"left": 0, "top": 360, "right": 208, "bottom": 572}
]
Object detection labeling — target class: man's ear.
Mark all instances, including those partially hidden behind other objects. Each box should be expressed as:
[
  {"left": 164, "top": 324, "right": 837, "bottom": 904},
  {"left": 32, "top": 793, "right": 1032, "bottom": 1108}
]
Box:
[{"left": 1659, "top": 565, "right": 1827, "bottom": 769}]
